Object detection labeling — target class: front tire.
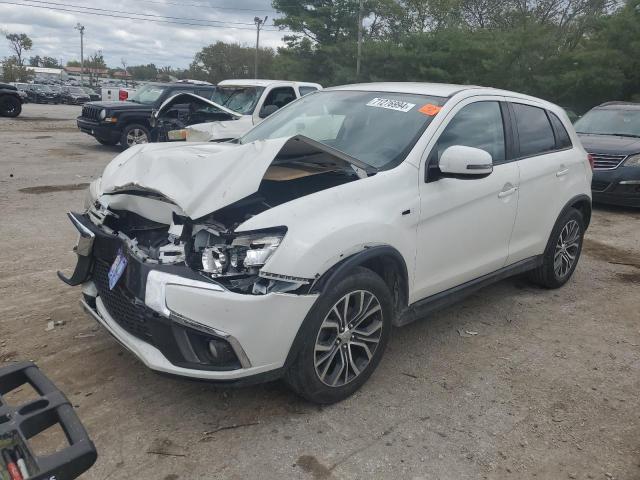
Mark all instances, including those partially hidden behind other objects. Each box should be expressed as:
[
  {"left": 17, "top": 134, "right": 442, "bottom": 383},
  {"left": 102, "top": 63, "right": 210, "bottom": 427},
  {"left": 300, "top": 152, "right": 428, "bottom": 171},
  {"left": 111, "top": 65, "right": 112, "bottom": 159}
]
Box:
[
  {"left": 0, "top": 96, "right": 22, "bottom": 117},
  {"left": 528, "top": 208, "right": 585, "bottom": 289},
  {"left": 120, "top": 123, "right": 150, "bottom": 148},
  {"left": 285, "top": 267, "right": 393, "bottom": 404}
]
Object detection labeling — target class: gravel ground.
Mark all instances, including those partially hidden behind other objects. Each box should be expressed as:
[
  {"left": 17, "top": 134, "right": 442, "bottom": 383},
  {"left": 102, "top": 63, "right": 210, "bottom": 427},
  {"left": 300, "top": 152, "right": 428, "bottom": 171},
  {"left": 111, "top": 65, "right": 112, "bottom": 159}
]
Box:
[{"left": 1, "top": 104, "right": 639, "bottom": 480}]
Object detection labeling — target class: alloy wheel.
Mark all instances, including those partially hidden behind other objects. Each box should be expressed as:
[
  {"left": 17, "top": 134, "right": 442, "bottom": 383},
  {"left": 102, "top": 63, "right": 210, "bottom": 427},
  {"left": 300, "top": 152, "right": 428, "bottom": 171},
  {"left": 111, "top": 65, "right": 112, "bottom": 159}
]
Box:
[
  {"left": 553, "top": 219, "right": 581, "bottom": 278},
  {"left": 314, "top": 290, "right": 383, "bottom": 387},
  {"left": 126, "top": 128, "right": 148, "bottom": 146}
]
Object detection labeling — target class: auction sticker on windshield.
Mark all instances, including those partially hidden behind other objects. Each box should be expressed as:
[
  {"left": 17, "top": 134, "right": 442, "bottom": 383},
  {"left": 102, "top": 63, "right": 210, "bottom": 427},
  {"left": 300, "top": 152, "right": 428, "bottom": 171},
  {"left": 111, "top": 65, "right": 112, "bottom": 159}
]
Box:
[{"left": 366, "top": 97, "right": 416, "bottom": 112}]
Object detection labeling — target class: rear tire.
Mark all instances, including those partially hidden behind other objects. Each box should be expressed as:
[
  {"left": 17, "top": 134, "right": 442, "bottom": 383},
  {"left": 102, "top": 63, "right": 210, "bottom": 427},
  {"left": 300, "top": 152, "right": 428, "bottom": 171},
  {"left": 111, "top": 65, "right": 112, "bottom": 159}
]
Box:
[
  {"left": 528, "top": 208, "right": 584, "bottom": 289},
  {"left": 285, "top": 267, "right": 393, "bottom": 404},
  {"left": 0, "top": 95, "right": 22, "bottom": 117}
]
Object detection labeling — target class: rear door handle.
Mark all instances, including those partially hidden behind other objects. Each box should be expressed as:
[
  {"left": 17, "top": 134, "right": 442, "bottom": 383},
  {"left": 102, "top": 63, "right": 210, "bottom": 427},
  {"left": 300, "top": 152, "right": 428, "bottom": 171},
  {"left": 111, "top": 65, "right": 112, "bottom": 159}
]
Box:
[
  {"left": 498, "top": 186, "right": 518, "bottom": 198},
  {"left": 556, "top": 168, "right": 569, "bottom": 177}
]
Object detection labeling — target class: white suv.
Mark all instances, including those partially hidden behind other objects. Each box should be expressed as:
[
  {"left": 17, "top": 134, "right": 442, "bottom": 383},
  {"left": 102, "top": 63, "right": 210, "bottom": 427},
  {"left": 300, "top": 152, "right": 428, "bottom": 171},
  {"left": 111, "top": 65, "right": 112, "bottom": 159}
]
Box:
[{"left": 60, "top": 83, "right": 592, "bottom": 404}]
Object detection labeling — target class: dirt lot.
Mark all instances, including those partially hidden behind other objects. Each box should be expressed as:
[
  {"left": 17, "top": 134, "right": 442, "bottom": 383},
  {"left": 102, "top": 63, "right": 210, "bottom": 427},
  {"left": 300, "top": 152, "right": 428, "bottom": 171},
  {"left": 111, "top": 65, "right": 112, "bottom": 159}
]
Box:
[{"left": 1, "top": 104, "right": 639, "bottom": 480}]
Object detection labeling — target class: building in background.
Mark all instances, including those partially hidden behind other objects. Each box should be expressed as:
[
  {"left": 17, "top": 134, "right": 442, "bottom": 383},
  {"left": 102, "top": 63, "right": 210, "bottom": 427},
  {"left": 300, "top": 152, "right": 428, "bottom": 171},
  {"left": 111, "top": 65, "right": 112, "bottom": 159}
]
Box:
[{"left": 26, "top": 66, "right": 68, "bottom": 82}]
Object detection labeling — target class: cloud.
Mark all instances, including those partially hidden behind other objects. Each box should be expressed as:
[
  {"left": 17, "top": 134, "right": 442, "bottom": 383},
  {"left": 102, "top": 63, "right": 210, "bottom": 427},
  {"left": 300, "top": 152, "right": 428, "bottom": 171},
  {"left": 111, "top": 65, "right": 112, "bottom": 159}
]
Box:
[{"left": 0, "top": 0, "right": 286, "bottom": 68}]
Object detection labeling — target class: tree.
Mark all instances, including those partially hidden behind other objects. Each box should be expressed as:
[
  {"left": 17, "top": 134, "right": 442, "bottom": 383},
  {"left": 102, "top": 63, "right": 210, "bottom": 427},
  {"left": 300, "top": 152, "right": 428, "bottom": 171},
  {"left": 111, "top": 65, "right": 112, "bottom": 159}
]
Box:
[
  {"left": 1, "top": 56, "right": 34, "bottom": 82},
  {"left": 4, "top": 32, "right": 33, "bottom": 66},
  {"left": 188, "top": 42, "right": 275, "bottom": 83},
  {"left": 29, "top": 55, "right": 61, "bottom": 68}
]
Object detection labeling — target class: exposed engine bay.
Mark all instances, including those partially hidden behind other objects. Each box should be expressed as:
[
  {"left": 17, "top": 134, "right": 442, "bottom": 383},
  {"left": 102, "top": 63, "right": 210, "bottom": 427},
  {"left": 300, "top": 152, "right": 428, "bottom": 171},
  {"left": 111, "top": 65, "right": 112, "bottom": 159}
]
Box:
[{"left": 88, "top": 135, "right": 372, "bottom": 295}]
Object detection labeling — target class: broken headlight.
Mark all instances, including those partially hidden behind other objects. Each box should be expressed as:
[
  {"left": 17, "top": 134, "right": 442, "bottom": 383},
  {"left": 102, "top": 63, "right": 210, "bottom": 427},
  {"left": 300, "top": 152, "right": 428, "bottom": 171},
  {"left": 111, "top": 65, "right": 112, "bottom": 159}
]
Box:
[{"left": 197, "top": 229, "right": 285, "bottom": 277}]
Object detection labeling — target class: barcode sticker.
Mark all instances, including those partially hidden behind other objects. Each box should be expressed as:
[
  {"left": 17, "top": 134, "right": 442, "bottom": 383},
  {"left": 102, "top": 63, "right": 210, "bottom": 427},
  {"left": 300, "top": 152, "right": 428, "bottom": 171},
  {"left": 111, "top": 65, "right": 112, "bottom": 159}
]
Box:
[{"left": 366, "top": 97, "right": 416, "bottom": 113}]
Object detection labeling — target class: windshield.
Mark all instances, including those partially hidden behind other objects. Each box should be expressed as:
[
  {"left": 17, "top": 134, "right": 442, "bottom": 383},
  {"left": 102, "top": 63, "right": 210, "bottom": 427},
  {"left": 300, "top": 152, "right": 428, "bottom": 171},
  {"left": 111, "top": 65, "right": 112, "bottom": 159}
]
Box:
[
  {"left": 127, "top": 84, "right": 167, "bottom": 105},
  {"left": 68, "top": 87, "right": 85, "bottom": 94},
  {"left": 210, "top": 86, "right": 265, "bottom": 115},
  {"left": 575, "top": 108, "right": 640, "bottom": 138},
  {"left": 240, "top": 90, "right": 447, "bottom": 169}
]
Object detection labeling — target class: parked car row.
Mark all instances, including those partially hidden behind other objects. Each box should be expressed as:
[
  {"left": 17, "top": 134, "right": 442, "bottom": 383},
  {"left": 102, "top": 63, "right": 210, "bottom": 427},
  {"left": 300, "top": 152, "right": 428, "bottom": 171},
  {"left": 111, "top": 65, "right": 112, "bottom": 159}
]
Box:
[{"left": 10, "top": 83, "right": 100, "bottom": 105}]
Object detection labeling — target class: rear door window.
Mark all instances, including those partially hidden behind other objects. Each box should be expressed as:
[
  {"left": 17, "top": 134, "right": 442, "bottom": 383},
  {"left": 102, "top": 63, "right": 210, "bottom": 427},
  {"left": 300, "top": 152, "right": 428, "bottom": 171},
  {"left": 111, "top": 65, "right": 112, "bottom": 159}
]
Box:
[{"left": 512, "top": 103, "right": 556, "bottom": 157}]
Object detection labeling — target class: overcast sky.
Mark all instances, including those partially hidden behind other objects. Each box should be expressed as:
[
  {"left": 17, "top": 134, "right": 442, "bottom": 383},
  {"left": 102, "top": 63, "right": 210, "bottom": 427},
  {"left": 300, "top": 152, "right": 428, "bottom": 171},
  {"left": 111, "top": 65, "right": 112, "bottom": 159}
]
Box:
[{"left": 0, "top": 0, "right": 287, "bottom": 68}]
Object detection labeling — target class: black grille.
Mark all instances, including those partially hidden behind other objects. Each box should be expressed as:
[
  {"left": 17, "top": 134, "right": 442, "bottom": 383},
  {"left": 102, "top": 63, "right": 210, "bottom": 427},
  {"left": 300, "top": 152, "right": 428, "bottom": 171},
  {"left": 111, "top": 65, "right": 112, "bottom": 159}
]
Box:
[
  {"left": 589, "top": 152, "right": 626, "bottom": 170},
  {"left": 81, "top": 104, "right": 102, "bottom": 121},
  {"left": 591, "top": 180, "right": 610, "bottom": 192},
  {"left": 93, "top": 260, "right": 155, "bottom": 343}
]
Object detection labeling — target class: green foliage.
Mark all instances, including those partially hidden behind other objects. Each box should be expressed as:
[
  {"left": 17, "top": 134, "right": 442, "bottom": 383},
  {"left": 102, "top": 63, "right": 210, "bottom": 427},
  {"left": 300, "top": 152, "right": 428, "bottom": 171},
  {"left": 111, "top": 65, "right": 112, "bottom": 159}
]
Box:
[
  {"left": 266, "top": 0, "right": 638, "bottom": 112},
  {"left": 4, "top": 32, "right": 32, "bottom": 66},
  {"left": 28, "top": 55, "right": 61, "bottom": 68},
  {"left": 188, "top": 41, "right": 275, "bottom": 83},
  {"left": 1, "top": 56, "right": 34, "bottom": 82}
]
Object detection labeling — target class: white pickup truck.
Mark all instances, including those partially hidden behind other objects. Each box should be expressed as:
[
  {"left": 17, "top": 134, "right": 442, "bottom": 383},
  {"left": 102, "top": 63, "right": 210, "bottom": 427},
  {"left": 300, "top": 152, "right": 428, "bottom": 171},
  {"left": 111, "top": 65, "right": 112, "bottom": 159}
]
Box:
[{"left": 153, "top": 79, "right": 322, "bottom": 143}]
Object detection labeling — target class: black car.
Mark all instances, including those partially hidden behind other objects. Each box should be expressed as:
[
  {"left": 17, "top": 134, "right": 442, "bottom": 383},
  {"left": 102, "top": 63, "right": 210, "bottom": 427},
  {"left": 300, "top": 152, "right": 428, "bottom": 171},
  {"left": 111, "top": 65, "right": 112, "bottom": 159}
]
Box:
[
  {"left": 576, "top": 102, "right": 640, "bottom": 207},
  {"left": 81, "top": 86, "right": 101, "bottom": 101},
  {"left": 27, "top": 84, "right": 60, "bottom": 104},
  {"left": 76, "top": 82, "right": 216, "bottom": 148},
  {"left": 0, "top": 82, "right": 23, "bottom": 117},
  {"left": 61, "top": 86, "right": 91, "bottom": 105},
  {"left": 11, "top": 83, "right": 30, "bottom": 103}
]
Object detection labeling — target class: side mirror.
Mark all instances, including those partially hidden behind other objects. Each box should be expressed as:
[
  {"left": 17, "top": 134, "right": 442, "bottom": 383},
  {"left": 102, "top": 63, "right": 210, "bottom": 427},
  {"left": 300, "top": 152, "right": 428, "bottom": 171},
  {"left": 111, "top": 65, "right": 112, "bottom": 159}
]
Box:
[
  {"left": 439, "top": 145, "right": 493, "bottom": 176},
  {"left": 259, "top": 104, "right": 279, "bottom": 119}
]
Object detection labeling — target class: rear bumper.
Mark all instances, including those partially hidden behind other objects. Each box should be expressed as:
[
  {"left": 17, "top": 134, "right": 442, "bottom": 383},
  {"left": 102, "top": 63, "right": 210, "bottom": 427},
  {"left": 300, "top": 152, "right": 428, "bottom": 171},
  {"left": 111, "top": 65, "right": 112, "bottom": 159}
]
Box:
[
  {"left": 77, "top": 118, "right": 121, "bottom": 143},
  {"left": 61, "top": 212, "right": 318, "bottom": 381},
  {"left": 592, "top": 167, "right": 640, "bottom": 207}
]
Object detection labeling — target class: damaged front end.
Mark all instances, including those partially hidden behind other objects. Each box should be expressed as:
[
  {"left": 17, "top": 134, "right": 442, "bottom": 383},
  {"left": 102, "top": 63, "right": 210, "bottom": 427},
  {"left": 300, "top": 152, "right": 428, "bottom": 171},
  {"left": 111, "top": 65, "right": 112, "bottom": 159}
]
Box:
[{"left": 59, "top": 135, "right": 370, "bottom": 379}]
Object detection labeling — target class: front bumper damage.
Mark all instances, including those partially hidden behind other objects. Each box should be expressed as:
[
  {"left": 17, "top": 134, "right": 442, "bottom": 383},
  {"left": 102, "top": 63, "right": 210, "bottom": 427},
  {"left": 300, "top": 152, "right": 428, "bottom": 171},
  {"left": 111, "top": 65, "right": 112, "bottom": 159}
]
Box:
[{"left": 59, "top": 212, "right": 318, "bottom": 382}]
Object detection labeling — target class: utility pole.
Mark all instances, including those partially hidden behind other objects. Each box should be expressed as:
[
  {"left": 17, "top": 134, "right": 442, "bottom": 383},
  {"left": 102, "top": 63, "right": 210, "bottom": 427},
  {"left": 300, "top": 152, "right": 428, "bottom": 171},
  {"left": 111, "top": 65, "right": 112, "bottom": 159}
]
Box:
[
  {"left": 356, "top": 0, "right": 363, "bottom": 78},
  {"left": 254, "top": 16, "right": 267, "bottom": 78},
  {"left": 75, "top": 23, "right": 85, "bottom": 86}
]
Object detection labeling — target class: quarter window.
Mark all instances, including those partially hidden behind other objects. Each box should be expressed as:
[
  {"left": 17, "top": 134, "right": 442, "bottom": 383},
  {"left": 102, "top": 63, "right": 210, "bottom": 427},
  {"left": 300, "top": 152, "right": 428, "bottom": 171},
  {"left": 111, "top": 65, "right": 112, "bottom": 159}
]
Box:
[
  {"left": 548, "top": 112, "right": 572, "bottom": 149},
  {"left": 512, "top": 103, "right": 556, "bottom": 157},
  {"left": 436, "top": 101, "right": 506, "bottom": 163}
]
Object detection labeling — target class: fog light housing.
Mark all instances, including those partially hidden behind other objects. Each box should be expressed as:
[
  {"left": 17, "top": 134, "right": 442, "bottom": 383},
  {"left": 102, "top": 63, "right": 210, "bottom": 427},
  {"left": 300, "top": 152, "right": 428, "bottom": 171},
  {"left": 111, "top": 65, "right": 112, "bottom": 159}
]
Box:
[{"left": 183, "top": 330, "right": 241, "bottom": 369}]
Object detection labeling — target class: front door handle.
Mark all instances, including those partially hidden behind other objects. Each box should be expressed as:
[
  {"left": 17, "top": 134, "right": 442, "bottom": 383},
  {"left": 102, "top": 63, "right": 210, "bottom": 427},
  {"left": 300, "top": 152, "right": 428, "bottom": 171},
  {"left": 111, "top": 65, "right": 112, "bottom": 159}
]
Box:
[
  {"left": 556, "top": 168, "right": 569, "bottom": 177},
  {"left": 498, "top": 186, "right": 518, "bottom": 198}
]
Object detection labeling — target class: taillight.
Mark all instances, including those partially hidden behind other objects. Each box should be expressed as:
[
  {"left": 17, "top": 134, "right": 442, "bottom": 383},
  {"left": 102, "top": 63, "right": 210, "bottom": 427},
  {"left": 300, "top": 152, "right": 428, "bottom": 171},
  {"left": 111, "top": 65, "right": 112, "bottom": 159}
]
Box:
[
  {"left": 587, "top": 153, "right": 594, "bottom": 170},
  {"left": 119, "top": 89, "right": 128, "bottom": 101}
]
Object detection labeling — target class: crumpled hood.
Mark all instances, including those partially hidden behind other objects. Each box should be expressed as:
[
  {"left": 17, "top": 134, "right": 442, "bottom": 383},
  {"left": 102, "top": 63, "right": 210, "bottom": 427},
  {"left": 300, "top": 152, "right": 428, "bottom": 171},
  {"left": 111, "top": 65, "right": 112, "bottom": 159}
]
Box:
[
  {"left": 99, "top": 138, "right": 291, "bottom": 219},
  {"left": 186, "top": 116, "right": 254, "bottom": 142}
]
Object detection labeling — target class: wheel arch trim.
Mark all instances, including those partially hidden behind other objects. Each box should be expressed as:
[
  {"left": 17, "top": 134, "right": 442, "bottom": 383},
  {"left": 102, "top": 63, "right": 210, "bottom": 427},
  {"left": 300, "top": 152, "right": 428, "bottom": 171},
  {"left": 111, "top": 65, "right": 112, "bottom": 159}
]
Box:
[{"left": 283, "top": 246, "right": 409, "bottom": 371}]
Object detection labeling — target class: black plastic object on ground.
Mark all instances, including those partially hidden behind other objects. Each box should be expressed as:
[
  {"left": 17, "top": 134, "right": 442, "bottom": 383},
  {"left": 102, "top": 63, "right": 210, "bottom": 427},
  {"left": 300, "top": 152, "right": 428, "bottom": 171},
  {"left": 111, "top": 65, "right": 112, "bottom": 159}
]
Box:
[{"left": 0, "top": 362, "right": 97, "bottom": 480}]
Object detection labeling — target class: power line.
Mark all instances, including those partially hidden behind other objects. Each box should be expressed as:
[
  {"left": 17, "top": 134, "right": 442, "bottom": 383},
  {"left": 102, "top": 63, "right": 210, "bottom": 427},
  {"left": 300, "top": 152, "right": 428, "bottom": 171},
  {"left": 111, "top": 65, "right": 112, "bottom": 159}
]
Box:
[
  {"left": 133, "top": 0, "right": 277, "bottom": 13},
  {"left": 18, "top": 0, "right": 259, "bottom": 26},
  {"left": 0, "top": 0, "right": 289, "bottom": 31}
]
